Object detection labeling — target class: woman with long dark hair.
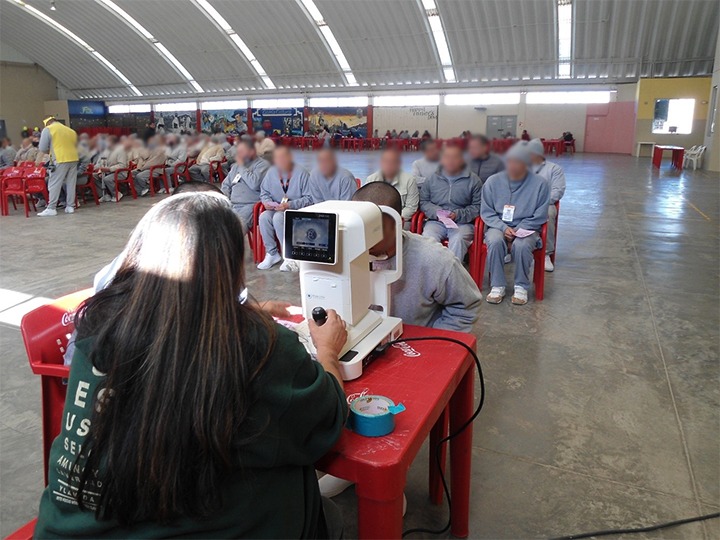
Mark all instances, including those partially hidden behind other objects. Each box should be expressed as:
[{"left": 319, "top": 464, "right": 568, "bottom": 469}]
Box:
[{"left": 35, "top": 192, "right": 348, "bottom": 538}]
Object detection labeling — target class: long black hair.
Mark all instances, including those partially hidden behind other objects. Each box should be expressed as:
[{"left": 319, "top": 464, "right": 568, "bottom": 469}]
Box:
[{"left": 75, "top": 192, "right": 275, "bottom": 525}]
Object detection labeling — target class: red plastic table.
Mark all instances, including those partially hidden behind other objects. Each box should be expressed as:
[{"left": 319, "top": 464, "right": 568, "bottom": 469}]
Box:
[
  {"left": 543, "top": 138, "right": 564, "bottom": 157},
  {"left": 652, "top": 145, "right": 684, "bottom": 169},
  {"left": 316, "top": 324, "right": 477, "bottom": 539}
]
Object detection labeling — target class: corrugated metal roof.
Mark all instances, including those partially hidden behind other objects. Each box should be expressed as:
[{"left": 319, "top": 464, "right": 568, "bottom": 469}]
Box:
[{"left": 1, "top": 0, "right": 716, "bottom": 99}]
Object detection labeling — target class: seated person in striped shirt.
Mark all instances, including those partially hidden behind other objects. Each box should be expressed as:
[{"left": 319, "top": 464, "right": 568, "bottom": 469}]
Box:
[{"left": 257, "top": 146, "right": 312, "bottom": 272}]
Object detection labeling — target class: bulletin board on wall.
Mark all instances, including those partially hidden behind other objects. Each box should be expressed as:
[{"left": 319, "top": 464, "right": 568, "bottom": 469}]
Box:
[
  {"left": 308, "top": 107, "right": 368, "bottom": 137},
  {"left": 156, "top": 111, "right": 196, "bottom": 134},
  {"left": 373, "top": 106, "right": 438, "bottom": 137},
  {"left": 201, "top": 109, "right": 249, "bottom": 135},
  {"left": 252, "top": 108, "right": 304, "bottom": 136}
]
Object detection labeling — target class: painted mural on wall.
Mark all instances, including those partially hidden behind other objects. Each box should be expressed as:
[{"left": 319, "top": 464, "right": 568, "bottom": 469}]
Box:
[
  {"left": 252, "top": 108, "right": 304, "bottom": 136},
  {"left": 201, "top": 109, "right": 249, "bottom": 135},
  {"left": 308, "top": 107, "right": 367, "bottom": 137},
  {"left": 156, "top": 112, "right": 196, "bottom": 134}
]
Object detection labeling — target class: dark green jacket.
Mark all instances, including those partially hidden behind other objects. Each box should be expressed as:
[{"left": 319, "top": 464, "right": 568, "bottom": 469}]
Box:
[{"left": 34, "top": 325, "right": 347, "bottom": 539}]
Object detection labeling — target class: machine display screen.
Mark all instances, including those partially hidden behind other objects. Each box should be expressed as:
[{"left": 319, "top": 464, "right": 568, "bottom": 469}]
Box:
[{"left": 284, "top": 211, "right": 337, "bottom": 264}]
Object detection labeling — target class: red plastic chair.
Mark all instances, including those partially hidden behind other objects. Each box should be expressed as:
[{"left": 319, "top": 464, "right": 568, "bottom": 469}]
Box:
[
  {"left": 171, "top": 160, "right": 191, "bottom": 187},
  {"left": 250, "top": 201, "right": 267, "bottom": 263},
  {"left": 1, "top": 167, "right": 27, "bottom": 216},
  {"left": 474, "top": 217, "right": 548, "bottom": 300},
  {"left": 76, "top": 163, "right": 100, "bottom": 206},
  {"left": 113, "top": 161, "right": 137, "bottom": 201},
  {"left": 208, "top": 158, "right": 226, "bottom": 184},
  {"left": 24, "top": 167, "right": 49, "bottom": 211},
  {"left": 355, "top": 177, "right": 362, "bottom": 188},
  {"left": 5, "top": 289, "right": 94, "bottom": 540},
  {"left": 411, "top": 211, "right": 485, "bottom": 289},
  {"left": 147, "top": 163, "right": 170, "bottom": 196},
  {"left": 20, "top": 288, "right": 94, "bottom": 483},
  {"left": 550, "top": 201, "right": 560, "bottom": 265}
]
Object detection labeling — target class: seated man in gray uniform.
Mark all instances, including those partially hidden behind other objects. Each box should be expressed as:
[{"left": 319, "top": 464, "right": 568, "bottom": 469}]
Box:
[
  {"left": 308, "top": 148, "right": 357, "bottom": 203},
  {"left": 352, "top": 182, "right": 481, "bottom": 332},
  {"left": 481, "top": 141, "right": 550, "bottom": 306},
  {"left": 527, "top": 138, "right": 566, "bottom": 272},
  {"left": 468, "top": 134, "right": 505, "bottom": 183},
  {"left": 220, "top": 138, "right": 270, "bottom": 230},
  {"left": 256, "top": 146, "right": 312, "bottom": 272},
  {"left": 419, "top": 144, "right": 483, "bottom": 261}
]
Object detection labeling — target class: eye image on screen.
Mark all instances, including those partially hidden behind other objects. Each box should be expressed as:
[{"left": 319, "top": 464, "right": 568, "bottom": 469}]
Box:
[{"left": 292, "top": 217, "right": 330, "bottom": 249}]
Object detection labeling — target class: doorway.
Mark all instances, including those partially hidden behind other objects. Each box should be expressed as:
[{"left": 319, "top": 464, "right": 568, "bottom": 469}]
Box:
[{"left": 486, "top": 115, "right": 517, "bottom": 138}]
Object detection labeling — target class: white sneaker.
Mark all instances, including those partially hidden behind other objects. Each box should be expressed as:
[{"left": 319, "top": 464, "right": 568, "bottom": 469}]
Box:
[
  {"left": 318, "top": 474, "right": 353, "bottom": 498},
  {"left": 64, "top": 206, "right": 75, "bottom": 214},
  {"left": 545, "top": 255, "right": 554, "bottom": 272},
  {"left": 512, "top": 286, "right": 528, "bottom": 305},
  {"left": 504, "top": 253, "right": 512, "bottom": 264},
  {"left": 486, "top": 286, "right": 506, "bottom": 304},
  {"left": 100, "top": 194, "right": 112, "bottom": 203},
  {"left": 140, "top": 188, "right": 150, "bottom": 197},
  {"left": 279, "top": 260, "right": 298, "bottom": 272},
  {"left": 257, "top": 252, "right": 282, "bottom": 270},
  {"left": 37, "top": 208, "right": 57, "bottom": 217},
  {"left": 112, "top": 192, "right": 124, "bottom": 202}
]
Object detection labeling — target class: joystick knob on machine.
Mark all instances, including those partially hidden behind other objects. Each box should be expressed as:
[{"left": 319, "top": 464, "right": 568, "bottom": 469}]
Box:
[{"left": 312, "top": 306, "right": 328, "bottom": 326}]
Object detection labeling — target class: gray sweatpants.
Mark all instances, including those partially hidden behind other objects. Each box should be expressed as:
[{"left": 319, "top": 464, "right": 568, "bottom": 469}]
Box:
[
  {"left": 134, "top": 169, "right": 168, "bottom": 194},
  {"left": 547, "top": 203, "right": 558, "bottom": 255},
  {"left": 259, "top": 210, "right": 284, "bottom": 255},
  {"left": 232, "top": 203, "right": 255, "bottom": 233},
  {"left": 485, "top": 228, "right": 540, "bottom": 289},
  {"left": 188, "top": 163, "right": 210, "bottom": 182},
  {"left": 102, "top": 171, "right": 128, "bottom": 197},
  {"left": 48, "top": 161, "right": 78, "bottom": 210},
  {"left": 422, "top": 220, "right": 474, "bottom": 261}
]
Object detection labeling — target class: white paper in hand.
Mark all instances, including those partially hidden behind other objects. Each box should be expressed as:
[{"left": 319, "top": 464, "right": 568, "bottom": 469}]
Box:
[{"left": 437, "top": 209, "right": 458, "bottom": 229}]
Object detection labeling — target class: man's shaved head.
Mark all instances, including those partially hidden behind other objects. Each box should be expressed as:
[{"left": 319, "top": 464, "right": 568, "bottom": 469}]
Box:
[{"left": 352, "top": 181, "right": 402, "bottom": 216}]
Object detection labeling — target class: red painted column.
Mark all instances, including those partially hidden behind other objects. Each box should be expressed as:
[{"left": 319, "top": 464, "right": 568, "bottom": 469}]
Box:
[
  {"left": 195, "top": 108, "right": 202, "bottom": 132},
  {"left": 367, "top": 104, "right": 373, "bottom": 137},
  {"left": 303, "top": 106, "right": 310, "bottom": 133},
  {"left": 247, "top": 107, "right": 254, "bottom": 134}
]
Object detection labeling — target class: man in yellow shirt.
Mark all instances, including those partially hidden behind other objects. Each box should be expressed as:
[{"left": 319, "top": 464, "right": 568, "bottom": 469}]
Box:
[{"left": 37, "top": 116, "right": 79, "bottom": 216}]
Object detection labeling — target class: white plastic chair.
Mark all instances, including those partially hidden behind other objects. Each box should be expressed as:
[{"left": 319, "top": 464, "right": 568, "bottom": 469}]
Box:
[{"left": 683, "top": 146, "right": 706, "bottom": 170}]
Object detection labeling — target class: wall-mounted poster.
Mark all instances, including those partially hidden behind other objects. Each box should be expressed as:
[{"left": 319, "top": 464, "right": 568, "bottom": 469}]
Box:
[
  {"left": 308, "top": 107, "right": 368, "bottom": 137},
  {"left": 201, "top": 109, "right": 249, "bottom": 135},
  {"left": 252, "top": 108, "right": 303, "bottom": 136},
  {"left": 156, "top": 112, "right": 196, "bottom": 134}
]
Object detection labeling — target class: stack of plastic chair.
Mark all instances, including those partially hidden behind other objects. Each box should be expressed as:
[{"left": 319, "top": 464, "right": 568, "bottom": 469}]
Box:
[{"left": 683, "top": 145, "right": 706, "bottom": 170}]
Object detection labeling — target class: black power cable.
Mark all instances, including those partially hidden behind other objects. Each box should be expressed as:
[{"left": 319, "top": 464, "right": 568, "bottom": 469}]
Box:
[
  {"left": 375, "top": 337, "right": 720, "bottom": 539},
  {"left": 374, "top": 336, "right": 485, "bottom": 538},
  {"left": 550, "top": 511, "right": 720, "bottom": 540}
]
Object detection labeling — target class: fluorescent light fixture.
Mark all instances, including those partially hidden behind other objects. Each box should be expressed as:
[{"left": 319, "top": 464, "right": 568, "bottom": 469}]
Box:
[
  {"left": 375, "top": 94, "right": 440, "bottom": 107},
  {"left": 201, "top": 100, "right": 248, "bottom": 109},
  {"left": 193, "top": 0, "right": 275, "bottom": 89},
  {"left": 154, "top": 102, "right": 198, "bottom": 112},
  {"left": 556, "top": 0, "right": 573, "bottom": 78},
  {"left": 108, "top": 104, "right": 151, "bottom": 114},
  {"left": 420, "top": 1, "right": 455, "bottom": 83},
  {"left": 308, "top": 96, "right": 369, "bottom": 108},
  {"left": 252, "top": 98, "right": 304, "bottom": 109},
  {"left": 96, "top": 0, "right": 203, "bottom": 93},
  {"left": 526, "top": 91, "right": 611, "bottom": 104},
  {"left": 445, "top": 93, "right": 521, "bottom": 106},
  {"left": 10, "top": 0, "right": 142, "bottom": 96},
  {"left": 297, "top": 0, "right": 358, "bottom": 86}
]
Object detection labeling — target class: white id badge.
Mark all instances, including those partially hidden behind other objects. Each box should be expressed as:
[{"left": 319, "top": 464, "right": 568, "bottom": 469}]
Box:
[
  {"left": 231, "top": 173, "right": 242, "bottom": 185},
  {"left": 502, "top": 205, "right": 515, "bottom": 222}
]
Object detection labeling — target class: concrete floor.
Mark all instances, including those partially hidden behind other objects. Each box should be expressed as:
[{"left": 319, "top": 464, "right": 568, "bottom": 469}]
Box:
[{"left": 0, "top": 151, "right": 718, "bottom": 539}]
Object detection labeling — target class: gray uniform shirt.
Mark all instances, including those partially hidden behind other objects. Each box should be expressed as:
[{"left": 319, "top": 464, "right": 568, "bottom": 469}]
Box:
[
  {"left": 308, "top": 166, "right": 357, "bottom": 203},
  {"left": 419, "top": 167, "right": 483, "bottom": 224},
  {"left": 375, "top": 231, "right": 481, "bottom": 332},
  {"left": 470, "top": 154, "right": 505, "bottom": 183},
  {"left": 411, "top": 158, "right": 440, "bottom": 187},
  {"left": 260, "top": 165, "right": 312, "bottom": 209},
  {"left": 534, "top": 160, "right": 566, "bottom": 203},
  {"left": 221, "top": 157, "right": 271, "bottom": 206}
]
